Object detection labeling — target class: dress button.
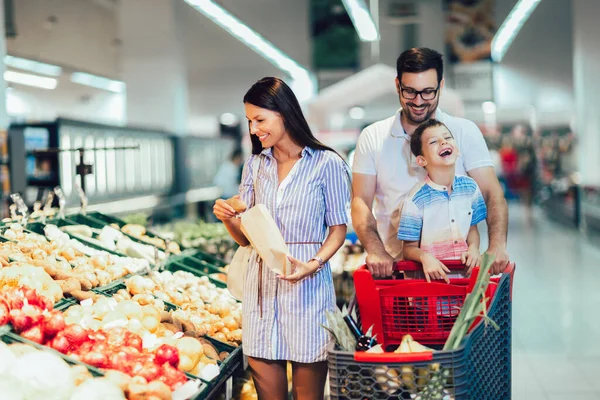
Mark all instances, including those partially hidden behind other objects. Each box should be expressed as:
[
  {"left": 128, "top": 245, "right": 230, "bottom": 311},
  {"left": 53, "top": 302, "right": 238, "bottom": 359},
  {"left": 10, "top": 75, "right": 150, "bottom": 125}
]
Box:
[
  {"left": 451, "top": 219, "right": 455, "bottom": 223},
  {"left": 468, "top": 212, "right": 471, "bottom": 215},
  {"left": 454, "top": 241, "right": 458, "bottom": 244}
]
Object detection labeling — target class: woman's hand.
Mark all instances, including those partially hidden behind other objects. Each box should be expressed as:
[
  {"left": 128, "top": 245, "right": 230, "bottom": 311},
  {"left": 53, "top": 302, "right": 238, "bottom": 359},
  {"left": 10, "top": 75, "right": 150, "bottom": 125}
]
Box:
[
  {"left": 213, "top": 196, "right": 240, "bottom": 221},
  {"left": 278, "top": 256, "right": 319, "bottom": 284}
]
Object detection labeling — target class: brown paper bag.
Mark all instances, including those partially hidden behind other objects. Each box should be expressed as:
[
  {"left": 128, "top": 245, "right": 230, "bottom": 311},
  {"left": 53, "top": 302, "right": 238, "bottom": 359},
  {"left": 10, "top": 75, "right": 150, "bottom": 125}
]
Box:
[{"left": 240, "top": 204, "right": 290, "bottom": 276}]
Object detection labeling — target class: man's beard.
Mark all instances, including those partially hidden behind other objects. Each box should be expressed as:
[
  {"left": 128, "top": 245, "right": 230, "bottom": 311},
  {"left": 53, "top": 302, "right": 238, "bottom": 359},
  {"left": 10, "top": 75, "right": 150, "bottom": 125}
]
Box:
[{"left": 404, "top": 99, "right": 439, "bottom": 124}]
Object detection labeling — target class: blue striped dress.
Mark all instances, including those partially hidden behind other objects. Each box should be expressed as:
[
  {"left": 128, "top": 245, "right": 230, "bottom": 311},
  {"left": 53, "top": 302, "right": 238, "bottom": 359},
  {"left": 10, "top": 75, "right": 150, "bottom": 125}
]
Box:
[{"left": 239, "top": 146, "right": 350, "bottom": 363}]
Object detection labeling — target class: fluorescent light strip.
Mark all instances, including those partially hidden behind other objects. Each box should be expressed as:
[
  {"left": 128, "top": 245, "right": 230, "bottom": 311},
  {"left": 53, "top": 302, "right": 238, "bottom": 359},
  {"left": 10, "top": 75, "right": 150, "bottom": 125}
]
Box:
[
  {"left": 183, "top": 0, "right": 316, "bottom": 103},
  {"left": 491, "top": 0, "right": 541, "bottom": 62},
  {"left": 71, "top": 72, "right": 126, "bottom": 93},
  {"left": 4, "top": 55, "right": 63, "bottom": 77},
  {"left": 4, "top": 70, "right": 58, "bottom": 90},
  {"left": 341, "top": 0, "right": 379, "bottom": 42}
]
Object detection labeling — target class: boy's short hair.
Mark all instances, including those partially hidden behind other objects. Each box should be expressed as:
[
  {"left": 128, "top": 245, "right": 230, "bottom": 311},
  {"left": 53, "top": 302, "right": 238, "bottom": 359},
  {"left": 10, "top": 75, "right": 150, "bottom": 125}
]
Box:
[{"left": 410, "top": 119, "right": 451, "bottom": 157}]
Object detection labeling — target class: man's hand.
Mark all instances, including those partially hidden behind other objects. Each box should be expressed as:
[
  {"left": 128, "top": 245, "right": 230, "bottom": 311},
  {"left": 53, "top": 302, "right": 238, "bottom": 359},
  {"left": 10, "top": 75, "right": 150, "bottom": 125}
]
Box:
[
  {"left": 461, "top": 246, "right": 481, "bottom": 276},
  {"left": 486, "top": 244, "right": 510, "bottom": 275},
  {"left": 421, "top": 253, "right": 451, "bottom": 283},
  {"left": 365, "top": 251, "right": 395, "bottom": 278}
]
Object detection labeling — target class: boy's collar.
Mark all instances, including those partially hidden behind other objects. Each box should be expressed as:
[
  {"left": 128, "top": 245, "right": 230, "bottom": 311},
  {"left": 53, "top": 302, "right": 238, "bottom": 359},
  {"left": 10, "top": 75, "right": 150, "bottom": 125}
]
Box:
[{"left": 425, "top": 175, "right": 456, "bottom": 192}]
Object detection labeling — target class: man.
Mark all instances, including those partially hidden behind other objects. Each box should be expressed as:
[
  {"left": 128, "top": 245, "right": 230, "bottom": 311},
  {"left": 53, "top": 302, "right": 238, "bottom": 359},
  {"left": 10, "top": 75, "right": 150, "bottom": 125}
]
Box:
[{"left": 351, "top": 47, "right": 509, "bottom": 277}]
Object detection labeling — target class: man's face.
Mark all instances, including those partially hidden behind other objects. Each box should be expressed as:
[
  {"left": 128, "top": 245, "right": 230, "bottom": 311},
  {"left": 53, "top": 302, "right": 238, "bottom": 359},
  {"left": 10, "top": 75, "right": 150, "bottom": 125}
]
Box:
[{"left": 396, "top": 69, "right": 443, "bottom": 125}]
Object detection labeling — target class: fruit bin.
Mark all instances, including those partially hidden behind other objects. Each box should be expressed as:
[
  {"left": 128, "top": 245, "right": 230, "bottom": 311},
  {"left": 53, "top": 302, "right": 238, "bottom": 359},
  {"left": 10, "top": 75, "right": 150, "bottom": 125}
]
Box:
[
  {"left": 178, "top": 249, "right": 228, "bottom": 270},
  {"left": 91, "top": 281, "right": 243, "bottom": 381},
  {"left": 328, "top": 261, "right": 515, "bottom": 400},
  {"left": 164, "top": 258, "right": 227, "bottom": 288},
  {"left": 26, "top": 220, "right": 133, "bottom": 260},
  {"left": 83, "top": 211, "right": 181, "bottom": 248},
  {"left": 66, "top": 212, "right": 188, "bottom": 252},
  {"left": 1, "top": 330, "right": 105, "bottom": 377},
  {"left": 1, "top": 327, "right": 213, "bottom": 399}
]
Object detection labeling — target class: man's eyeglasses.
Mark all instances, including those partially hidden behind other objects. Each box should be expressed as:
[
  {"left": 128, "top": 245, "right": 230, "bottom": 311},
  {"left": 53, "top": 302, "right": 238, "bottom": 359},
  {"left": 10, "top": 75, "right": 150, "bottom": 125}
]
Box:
[{"left": 400, "top": 84, "right": 439, "bottom": 101}]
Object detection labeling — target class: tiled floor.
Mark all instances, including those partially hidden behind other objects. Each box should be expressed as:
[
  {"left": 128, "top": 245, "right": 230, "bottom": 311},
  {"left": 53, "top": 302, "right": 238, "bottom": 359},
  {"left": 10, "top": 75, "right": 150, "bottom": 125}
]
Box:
[{"left": 485, "top": 204, "right": 600, "bottom": 399}]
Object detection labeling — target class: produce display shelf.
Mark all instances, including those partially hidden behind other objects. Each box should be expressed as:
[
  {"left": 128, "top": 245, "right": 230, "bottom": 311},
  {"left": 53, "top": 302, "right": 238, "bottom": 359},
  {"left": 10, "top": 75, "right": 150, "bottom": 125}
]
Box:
[
  {"left": 164, "top": 260, "right": 228, "bottom": 290},
  {"left": 93, "top": 281, "right": 180, "bottom": 312},
  {"left": 26, "top": 220, "right": 135, "bottom": 260},
  {"left": 84, "top": 211, "right": 177, "bottom": 246},
  {"left": 180, "top": 249, "right": 228, "bottom": 269},
  {"left": 1, "top": 212, "right": 242, "bottom": 399},
  {"left": 66, "top": 213, "right": 182, "bottom": 254},
  {"left": 92, "top": 280, "right": 243, "bottom": 380},
  {"left": 1, "top": 331, "right": 105, "bottom": 377}
]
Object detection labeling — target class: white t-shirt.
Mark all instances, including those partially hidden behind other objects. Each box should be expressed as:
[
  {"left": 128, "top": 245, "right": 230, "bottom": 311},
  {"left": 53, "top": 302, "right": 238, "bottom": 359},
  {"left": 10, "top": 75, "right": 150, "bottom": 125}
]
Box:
[{"left": 352, "top": 108, "right": 493, "bottom": 257}]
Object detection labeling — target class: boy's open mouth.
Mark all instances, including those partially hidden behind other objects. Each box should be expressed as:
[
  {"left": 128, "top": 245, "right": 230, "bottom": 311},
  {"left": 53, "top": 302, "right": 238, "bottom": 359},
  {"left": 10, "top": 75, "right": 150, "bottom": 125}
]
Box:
[{"left": 439, "top": 148, "right": 453, "bottom": 157}]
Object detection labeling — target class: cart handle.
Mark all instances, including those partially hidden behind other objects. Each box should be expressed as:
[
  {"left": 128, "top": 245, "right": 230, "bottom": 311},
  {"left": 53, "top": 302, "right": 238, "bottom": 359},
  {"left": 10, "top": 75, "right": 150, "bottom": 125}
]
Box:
[
  {"left": 393, "top": 259, "right": 467, "bottom": 271},
  {"left": 393, "top": 260, "right": 515, "bottom": 276},
  {"left": 354, "top": 351, "right": 433, "bottom": 363}
]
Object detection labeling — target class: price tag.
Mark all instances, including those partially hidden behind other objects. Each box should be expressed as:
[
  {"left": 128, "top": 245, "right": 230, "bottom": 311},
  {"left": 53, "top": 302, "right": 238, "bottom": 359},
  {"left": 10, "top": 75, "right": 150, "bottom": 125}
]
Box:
[
  {"left": 80, "top": 298, "right": 93, "bottom": 307},
  {"left": 9, "top": 204, "right": 17, "bottom": 221},
  {"left": 54, "top": 186, "right": 66, "bottom": 219},
  {"left": 10, "top": 193, "right": 29, "bottom": 227},
  {"left": 103, "top": 318, "right": 129, "bottom": 329},
  {"left": 142, "top": 333, "right": 160, "bottom": 349},
  {"left": 74, "top": 183, "right": 88, "bottom": 215},
  {"left": 42, "top": 191, "right": 55, "bottom": 224},
  {"left": 173, "top": 331, "right": 185, "bottom": 339}
]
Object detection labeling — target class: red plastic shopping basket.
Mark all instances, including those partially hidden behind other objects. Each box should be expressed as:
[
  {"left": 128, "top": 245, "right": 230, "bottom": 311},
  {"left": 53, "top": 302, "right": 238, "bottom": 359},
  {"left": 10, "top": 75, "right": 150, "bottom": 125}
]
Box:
[{"left": 353, "top": 260, "right": 513, "bottom": 349}]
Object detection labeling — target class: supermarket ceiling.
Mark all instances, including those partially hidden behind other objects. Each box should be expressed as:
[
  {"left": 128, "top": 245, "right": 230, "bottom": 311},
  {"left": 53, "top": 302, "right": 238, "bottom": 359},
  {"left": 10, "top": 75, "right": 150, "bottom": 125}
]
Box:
[{"left": 4, "top": 0, "right": 575, "bottom": 131}]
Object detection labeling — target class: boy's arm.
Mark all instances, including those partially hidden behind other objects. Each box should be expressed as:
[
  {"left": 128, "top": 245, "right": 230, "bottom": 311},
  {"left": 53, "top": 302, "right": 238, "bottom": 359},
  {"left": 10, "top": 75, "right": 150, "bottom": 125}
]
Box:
[
  {"left": 403, "top": 241, "right": 451, "bottom": 283},
  {"left": 462, "top": 225, "right": 481, "bottom": 274},
  {"left": 466, "top": 224, "right": 480, "bottom": 250}
]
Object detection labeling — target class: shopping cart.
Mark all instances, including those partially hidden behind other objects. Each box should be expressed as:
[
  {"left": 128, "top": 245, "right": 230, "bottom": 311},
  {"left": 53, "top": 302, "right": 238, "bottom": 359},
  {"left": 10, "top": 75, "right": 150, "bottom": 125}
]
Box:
[{"left": 328, "top": 261, "right": 515, "bottom": 400}]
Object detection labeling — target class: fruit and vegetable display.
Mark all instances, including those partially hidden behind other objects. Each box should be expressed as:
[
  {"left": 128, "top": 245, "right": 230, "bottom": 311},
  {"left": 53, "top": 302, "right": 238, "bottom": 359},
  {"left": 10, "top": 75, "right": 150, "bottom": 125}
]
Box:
[
  {"left": 154, "top": 221, "right": 237, "bottom": 263},
  {"left": 124, "top": 273, "right": 242, "bottom": 345},
  {"left": 0, "top": 212, "right": 244, "bottom": 399},
  {"left": 0, "top": 224, "right": 149, "bottom": 302}
]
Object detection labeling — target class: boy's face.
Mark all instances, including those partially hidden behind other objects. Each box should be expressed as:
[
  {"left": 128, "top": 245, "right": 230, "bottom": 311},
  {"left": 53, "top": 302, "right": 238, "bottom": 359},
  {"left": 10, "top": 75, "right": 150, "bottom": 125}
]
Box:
[{"left": 416, "top": 125, "right": 458, "bottom": 169}]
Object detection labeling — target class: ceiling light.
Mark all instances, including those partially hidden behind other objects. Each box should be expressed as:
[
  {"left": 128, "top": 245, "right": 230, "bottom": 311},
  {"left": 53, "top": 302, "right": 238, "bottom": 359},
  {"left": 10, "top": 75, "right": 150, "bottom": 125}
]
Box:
[
  {"left": 482, "top": 101, "right": 496, "bottom": 114},
  {"left": 183, "top": 0, "right": 316, "bottom": 103},
  {"left": 4, "top": 70, "right": 58, "bottom": 90},
  {"left": 4, "top": 55, "right": 62, "bottom": 76},
  {"left": 349, "top": 106, "right": 365, "bottom": 119},
  {"left": 492, "top": 0, "right": 542, "bottom": 62},
  {"left": 220, "top": 112, "right": 238, "bottom": 126},
  {"left": 70, "top": 72, "right": 126, "bottom": 93},
  {"left": 341, "top": 0, "right": 379, "bottom": 42}
]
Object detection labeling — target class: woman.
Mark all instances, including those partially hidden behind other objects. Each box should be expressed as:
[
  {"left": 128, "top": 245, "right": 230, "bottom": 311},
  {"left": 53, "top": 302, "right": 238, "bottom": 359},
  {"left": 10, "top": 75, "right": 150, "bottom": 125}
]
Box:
[{"left": 213, "top": 77, "right": 350, "bottom": 399}]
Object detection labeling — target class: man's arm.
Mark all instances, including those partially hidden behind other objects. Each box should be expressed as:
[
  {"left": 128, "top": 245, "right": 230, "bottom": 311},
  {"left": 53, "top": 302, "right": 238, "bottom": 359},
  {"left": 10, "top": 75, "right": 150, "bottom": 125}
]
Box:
[
  {"left": 351, "top": 173, "right": 394, "bottom": 277},
  {"left": 467, "top": 166, "right": 509, "bottom": 274}
]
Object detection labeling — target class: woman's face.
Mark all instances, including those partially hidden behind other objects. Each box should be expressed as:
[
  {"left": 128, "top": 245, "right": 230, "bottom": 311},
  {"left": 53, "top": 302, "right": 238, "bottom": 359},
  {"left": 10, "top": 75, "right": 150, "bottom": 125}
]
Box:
[{"left": 245, "top": 103, "right": 287, "bottom": 148}]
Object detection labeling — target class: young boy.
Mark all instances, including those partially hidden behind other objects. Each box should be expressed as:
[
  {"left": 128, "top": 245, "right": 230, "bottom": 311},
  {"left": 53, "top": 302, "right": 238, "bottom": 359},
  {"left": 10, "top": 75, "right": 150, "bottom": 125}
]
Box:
[{"left": 397, "top": 119, "right": 487, "bottom": 283}]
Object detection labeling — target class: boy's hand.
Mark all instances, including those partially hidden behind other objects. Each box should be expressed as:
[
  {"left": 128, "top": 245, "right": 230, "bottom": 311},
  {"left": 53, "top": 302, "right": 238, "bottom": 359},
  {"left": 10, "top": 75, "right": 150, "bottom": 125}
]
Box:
[
  {"left": 461, "top": 246, "right": 481, "bottom": 276},
  {"left": 421, "top": 253, "right": 451, "bottom": 283}
]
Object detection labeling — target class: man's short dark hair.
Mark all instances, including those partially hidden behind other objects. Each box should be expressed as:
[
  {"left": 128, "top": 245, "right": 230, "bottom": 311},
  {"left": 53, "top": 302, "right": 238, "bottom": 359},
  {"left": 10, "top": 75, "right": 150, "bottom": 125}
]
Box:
[
  {"left": 397, "top": 48, "right": 444, "bottom": 85},
  {"left": 410, "top": 119, "right": 451, "bottom": 157}
]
